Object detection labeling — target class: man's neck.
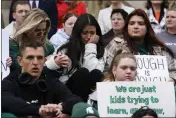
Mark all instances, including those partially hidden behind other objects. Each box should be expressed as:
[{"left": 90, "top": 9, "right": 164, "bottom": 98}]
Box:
[
  {"left": 112, "top": 3, "right": 121, "bottom": 9},
  {"left": 168, "top": 28, "right": 176, "bottom": 35},
  {"left": 14, "top": 22, "right": 20, "bottom": 30}
]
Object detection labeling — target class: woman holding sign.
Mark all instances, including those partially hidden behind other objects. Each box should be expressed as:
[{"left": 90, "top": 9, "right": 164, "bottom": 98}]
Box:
[
  {"left": 122, "top": 9, "right": 176, "bottom": 80},
  {"left": 88, "top": 50, "right": 137, "bottom": 108}
]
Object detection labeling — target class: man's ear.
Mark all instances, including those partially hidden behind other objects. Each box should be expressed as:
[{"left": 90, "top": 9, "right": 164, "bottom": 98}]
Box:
[
  {"left": 17, "top": 56, "right": 22, "bottom": 67},
  {"left": 12, "top": 12, "right": 16, "bottom": 20}
]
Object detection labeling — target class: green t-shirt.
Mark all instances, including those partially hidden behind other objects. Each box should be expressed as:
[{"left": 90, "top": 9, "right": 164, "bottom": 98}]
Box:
[{"left": 135, "top": 43, "right": 149, "bottom": 55}]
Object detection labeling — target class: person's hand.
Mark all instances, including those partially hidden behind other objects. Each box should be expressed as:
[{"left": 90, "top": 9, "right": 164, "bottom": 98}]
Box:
[
  {"left": 87, "top": 35, "right": 99, "bottom": 44},
  {"left": 46, "top": 103, "right": 62, "bottom": 118},
  {"left": 39, "top": 105, "right": 48, "bottom": 117},
  {"left": 55, "top": 103, "right": 63, "bottom": 118},
  {"left": 39, "top": 104, "right": 63, "bottom": 118},
  {"left": 56, "top": 103, "right": 63, "bottom": 111},
  {"left": 6, "top": 57, "right": 12, "bottom": 67},
  {"left": 55, "top": 108, "right": 62, "bottom": 118},
  {"left": 54, "top": 54, "right": 69, "bottom": 67}
]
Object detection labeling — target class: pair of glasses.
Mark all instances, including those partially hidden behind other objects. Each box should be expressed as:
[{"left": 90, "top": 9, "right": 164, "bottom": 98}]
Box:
[{"left": 35, "top": 28, "right": 47, "bottom": 36}]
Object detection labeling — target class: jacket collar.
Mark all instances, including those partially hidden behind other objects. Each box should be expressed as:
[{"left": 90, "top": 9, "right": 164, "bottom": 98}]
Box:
[
  {"left": 147, "top": 8, "right": 166, "bottom": 27},
  {"left": 113, "top": 36, "right": 125, "bottom": 43}
]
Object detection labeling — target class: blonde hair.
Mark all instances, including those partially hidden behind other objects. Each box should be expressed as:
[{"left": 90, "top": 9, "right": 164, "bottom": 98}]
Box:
[
  {"left": 13, "top": 8, "right": 51, "bottom": 46},
  {"left": 104, "top": 50, "right": 137, "bottom": 82},
  {"left": 168, "top": 1, "right": 176, "bottom": 11}
]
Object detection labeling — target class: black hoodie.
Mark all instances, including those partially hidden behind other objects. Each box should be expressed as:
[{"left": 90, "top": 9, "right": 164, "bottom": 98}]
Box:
[{"left": 2, "top": 68, "right": 82, "bottom": 117}]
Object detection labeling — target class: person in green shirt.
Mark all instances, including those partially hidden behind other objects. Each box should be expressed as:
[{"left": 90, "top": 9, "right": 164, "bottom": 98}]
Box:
[
  {"left": 123, "top": 9, "right": 176, "bottom": 81},
  {"left": 8, "top": 8, "right": 54, "bottom": 72}
]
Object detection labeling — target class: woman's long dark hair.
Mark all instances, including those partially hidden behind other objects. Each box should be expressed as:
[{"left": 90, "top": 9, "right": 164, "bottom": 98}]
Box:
[
  {"left": 57, "top": 13, "right": 104, "bottom": 73},
  {"left": 146, "top": 0, "right": 168, "bottom": 23},
  {"left": 123, "top": 9, "right": 174, "bottom": 57}
]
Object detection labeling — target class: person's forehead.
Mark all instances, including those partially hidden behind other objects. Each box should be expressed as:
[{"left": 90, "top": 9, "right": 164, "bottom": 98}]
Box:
[
  {"left": 83, "top": 25, "right": 96, "bottom": 31},
  {"left": 23, "top": 47, "right": 44, "bottom": 54},
  {"left": 16, "top": 4, "right": 30, "bottom": 10},
  {"left": 142, "top": 116, "right": 155, "bottom": 118},
  {"left": 167, "top": 10, "right": 176, "bottom": 16},
  {"left": 130, "top": 15, "right": 144, "bottom": 21},
  {"left": 25, "top": 47, "right": 43, "bottom": 51},
  {"left": 118, "top": 58, "right": 136, "bottom": 66},
  {"left": 112, "top": 13, "right": 123, "bottom": 17},
  {"left": 66, "top": 16, "right": 77, "bottom": 22}
]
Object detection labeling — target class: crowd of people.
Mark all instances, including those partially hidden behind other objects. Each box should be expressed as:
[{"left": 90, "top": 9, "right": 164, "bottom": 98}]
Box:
[{"left": 1, "top": 0, "right": 176, "bottom": 118}]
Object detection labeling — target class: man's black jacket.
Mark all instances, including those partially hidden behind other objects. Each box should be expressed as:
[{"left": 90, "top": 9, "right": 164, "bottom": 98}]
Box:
[{"left": 2, "top": 69, "right": 81, "bottom": 116}]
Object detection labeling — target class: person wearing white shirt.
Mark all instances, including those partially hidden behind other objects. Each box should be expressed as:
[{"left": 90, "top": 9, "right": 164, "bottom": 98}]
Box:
[
  {"left": 4, "top": 1, "right": 30, "bottom": 39},
  {"left": 46, "top": 14, "right": 106, "bottom": 101},
  {"left": 145, "top": 0, "right": 168, "bottom": 34},
  {"left": 98, "top": 1, "right": 134, "bottom": 34},
  {"left": 9, "top": 0, "right": 58, "bottom": 39},
  {"left": 50, "top": 13, "right": 78, "bottom": 49}
]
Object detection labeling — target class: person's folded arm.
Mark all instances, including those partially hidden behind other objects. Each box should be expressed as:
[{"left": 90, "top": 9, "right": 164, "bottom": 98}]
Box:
[{"left": 2, "top": 79, "right": 40, "bottom": 116}]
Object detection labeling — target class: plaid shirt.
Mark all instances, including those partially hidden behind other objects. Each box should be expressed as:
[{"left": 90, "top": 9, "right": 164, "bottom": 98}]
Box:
[
  {"left": 105, "top": 37, "right": 129, "bottom": 71},
  {"left": 105, "top": 37, "right": 176, "bottom": 80},
  {"left": 153, "top": 46, "right": 176, "bottom": 80}
]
